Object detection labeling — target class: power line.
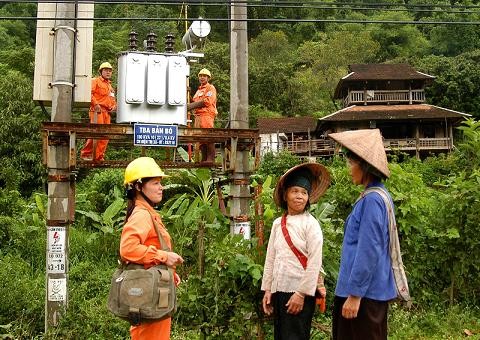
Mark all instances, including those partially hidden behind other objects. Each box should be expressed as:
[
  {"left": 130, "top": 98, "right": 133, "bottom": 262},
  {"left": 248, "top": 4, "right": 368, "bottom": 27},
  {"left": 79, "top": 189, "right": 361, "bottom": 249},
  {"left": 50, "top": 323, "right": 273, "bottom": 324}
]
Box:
[
  {"left": 3, "top": 0, "right": 480, "bottom": 10},
  {"left": 2, "top": 15, "right": 480, "bottom": 25}
]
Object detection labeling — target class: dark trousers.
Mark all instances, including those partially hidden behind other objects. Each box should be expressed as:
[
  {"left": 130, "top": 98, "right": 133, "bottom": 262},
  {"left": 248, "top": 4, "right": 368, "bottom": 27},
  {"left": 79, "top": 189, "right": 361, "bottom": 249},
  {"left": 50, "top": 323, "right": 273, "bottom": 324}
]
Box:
[
  {"left": 272, "top": 292, "right": 316, "bottom": 340},
  {"left": 332, "top": 295, "right": 388, "bottom": 340}
]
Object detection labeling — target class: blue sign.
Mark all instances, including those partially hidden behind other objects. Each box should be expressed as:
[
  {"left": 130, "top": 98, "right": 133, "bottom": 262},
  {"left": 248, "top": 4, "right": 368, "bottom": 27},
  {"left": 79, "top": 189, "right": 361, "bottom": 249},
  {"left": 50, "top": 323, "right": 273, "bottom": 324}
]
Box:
[{"left": 134, "top": 124, "right": 178, "bottom": 147}]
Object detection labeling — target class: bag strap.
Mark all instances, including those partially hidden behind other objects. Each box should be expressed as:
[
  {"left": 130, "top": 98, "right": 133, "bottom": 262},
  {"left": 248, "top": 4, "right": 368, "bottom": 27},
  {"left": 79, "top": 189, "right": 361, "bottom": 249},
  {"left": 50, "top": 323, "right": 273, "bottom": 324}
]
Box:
[
  {"left": 281, "top": 213, "right": 308, "bottom": 270},
  {"left": 362, "top": 186, "right": 411, "bottom": 302},
  {"left": 148, "top": 211, "right": 171, "bottom": 252}
]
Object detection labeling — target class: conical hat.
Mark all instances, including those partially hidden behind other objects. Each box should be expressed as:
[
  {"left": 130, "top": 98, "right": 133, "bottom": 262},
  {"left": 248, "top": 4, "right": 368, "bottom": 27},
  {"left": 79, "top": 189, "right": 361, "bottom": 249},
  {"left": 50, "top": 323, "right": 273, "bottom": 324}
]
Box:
[
  {"left": 274, "top": 163, "right": 330, "bottom": 207},
  {"left": 328, "top": 129, "right": 390, "bottom": 178}
]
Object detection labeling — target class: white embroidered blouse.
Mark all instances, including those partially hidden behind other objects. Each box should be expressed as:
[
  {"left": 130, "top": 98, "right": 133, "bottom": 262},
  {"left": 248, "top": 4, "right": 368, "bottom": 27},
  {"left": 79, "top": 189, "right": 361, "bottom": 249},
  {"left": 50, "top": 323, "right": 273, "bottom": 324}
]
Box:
[{"left": 261, "top": 211, "right": 323, "bottom": 296}]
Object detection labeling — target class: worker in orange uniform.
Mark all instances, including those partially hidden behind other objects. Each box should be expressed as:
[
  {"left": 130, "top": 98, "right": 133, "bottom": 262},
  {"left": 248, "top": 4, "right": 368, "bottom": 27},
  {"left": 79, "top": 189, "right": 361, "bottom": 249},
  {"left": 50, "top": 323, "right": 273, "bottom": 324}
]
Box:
[
  {"left": 187, "top": 68, "right": 217, "bottom": 163},
  {"left": 80, "top": 62, "right": 116, "bottom": 162},
  {"left": 121, "top": 157, "right": 184, "bottom": 340}
]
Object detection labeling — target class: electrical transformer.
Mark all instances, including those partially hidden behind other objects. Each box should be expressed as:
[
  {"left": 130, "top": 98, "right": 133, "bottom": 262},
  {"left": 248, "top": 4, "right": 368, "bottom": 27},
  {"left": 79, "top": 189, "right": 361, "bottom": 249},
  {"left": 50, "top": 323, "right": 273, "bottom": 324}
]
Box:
[{"left": 116, "top": 51, "right": 189, "bottom": 125}]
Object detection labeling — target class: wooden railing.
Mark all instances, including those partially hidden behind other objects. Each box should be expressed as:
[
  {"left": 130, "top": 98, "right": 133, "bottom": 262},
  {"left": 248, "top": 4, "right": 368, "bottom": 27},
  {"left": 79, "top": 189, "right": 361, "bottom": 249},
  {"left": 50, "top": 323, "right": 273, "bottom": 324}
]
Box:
[
  {"left": 343, "top": 89, "right": 425, "bottom": 107},
  {"left": 274, "top": 137, "right": 452, "bottom": 155},
  {"left": 284, "top": 139, "right": 336, "bottom": 155},
  {"left": 384, "top": 138, "right": 452, "bottom": 150}
]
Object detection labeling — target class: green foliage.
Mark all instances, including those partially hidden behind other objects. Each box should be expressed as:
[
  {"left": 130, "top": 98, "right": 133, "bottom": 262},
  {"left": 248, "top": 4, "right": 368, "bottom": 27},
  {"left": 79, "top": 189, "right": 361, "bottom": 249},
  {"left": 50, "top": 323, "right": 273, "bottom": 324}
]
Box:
[
  {"left": 456, "top": 118, "right": 480, "bottom": 162},
  {"left": 0, "top": 66, "right": 48, "bottom": 197},
  {"left": 388, "top": 304, "right": 480, "bottom": 339},
  {"left": 368, "top": 12, "right": 430, "bottom": 60},
  {"left": 256, "top": 151, "right": 301, "bottom": 180},
  {"left": 0, "top": 254, "right": 44, "bottom": 333},
  {"left": 415, "top": 51, "right": 480, "bottom": 119},
  {"left": 76, "top": 186, "right": 125, "bottom": 234},
  {"left": 76, "top": 168, "right": 124, "bottom": 215},
  {"left": 175, "top": 236, "right": 264, "bottom": 339},
  {"left": 426, "top": 11, "right": 480, "bottom": 57}
]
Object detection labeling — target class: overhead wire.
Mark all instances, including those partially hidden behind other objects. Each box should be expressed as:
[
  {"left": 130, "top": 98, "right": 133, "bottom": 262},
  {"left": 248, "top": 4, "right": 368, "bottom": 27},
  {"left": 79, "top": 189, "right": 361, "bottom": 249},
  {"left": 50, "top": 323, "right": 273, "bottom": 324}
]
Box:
[
  {"left": 0, "top": 0, "right": 479, "bottom": 25},
  {"left": 1, "top": 15, "right": 480, "bottom": 25},
  {"left": 2, "top": 0, "right": 480, "bottom": 10}
]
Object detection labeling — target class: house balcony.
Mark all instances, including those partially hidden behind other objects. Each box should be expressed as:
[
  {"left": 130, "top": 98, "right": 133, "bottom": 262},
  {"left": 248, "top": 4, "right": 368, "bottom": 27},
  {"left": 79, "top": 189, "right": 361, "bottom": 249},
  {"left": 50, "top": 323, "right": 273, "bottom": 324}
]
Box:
[
  {"left": 282, "top": 137, "right": 453, "bottom": 156},
  {"left": 284, "top": 139, "right": 336, "bottom": 155},
  {"left": 383, "top": 137, "right": 453, "bottom": 151},
  {"left": 343, "top": 89, "right": 425, "bottom": 107}
]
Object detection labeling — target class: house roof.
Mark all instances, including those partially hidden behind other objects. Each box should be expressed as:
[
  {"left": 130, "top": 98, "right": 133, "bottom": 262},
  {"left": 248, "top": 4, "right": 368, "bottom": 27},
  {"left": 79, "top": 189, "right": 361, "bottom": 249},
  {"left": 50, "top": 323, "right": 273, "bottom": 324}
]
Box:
[
  {"left": 319, "top": 104, "right": 470, "bottom": 123},
  {"left": 344, "top": 64, "right": 435, "bottom": 81},
  {"left": 257, "top": 116, "right": 317, "bottom": 134},
  {"left": 334, "top": 63, "right": 435, "bottom": 99}
]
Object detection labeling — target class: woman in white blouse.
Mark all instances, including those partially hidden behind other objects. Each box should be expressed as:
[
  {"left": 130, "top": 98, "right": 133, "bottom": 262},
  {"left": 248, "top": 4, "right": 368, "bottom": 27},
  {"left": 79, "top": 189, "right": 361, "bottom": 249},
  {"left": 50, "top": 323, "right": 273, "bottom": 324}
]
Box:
[{"left": 261, "top": 163, "right": 330, "bottom": 340}]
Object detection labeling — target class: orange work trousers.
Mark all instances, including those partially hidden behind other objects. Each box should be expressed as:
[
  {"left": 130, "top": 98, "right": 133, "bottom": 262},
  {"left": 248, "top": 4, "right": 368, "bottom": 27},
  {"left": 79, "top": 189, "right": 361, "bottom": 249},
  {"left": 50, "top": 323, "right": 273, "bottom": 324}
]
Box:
[
  {"left": 80, "top": 110, "right": 111, "bottom": 161},
  {"left": 130, "top": 317, "right": 171, "bottom": 340}
]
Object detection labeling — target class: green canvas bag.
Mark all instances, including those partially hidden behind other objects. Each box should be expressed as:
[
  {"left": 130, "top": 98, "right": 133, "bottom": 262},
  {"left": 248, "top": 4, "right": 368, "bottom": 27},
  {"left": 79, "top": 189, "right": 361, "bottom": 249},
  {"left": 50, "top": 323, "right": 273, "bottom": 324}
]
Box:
[{"left": 107, "top": 216, "right": 176, "bottom": 325}]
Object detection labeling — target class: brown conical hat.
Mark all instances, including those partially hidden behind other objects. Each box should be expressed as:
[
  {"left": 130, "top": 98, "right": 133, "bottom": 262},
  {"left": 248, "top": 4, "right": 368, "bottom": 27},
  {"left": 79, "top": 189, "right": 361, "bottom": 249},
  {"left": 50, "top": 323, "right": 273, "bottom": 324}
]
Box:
[
  {"left": 274, "top": 163, "right": 330, "bottom": 208},
  {"left": 328, "top": 129, "right": 390, "bottom": 178}
]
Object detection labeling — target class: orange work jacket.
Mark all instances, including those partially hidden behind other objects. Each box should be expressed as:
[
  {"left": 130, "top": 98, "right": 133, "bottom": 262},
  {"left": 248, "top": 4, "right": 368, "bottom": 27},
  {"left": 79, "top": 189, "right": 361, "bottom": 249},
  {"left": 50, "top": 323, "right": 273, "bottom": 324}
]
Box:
[
  {"left": 120, "top": 199, "right": 171, "bottom": 267},
  {"left": 90, "top": 76, "right": 116, "bottom": 114},
  {"left": 192, "top": 82, "right": 217, "bottom": 119}
]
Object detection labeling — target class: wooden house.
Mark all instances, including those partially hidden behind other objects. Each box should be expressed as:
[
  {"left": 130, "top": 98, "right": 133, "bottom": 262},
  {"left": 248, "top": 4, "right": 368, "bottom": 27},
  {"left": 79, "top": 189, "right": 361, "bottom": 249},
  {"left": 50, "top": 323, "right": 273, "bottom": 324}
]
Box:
[
  {"left": 257, "top": 116, "right": 333, "bottom": 156},
  {"left": 318, "top": 63, "right": 470, "bottom": 158},
  {"left": 258, "top": 64, "right": 469, "bottom": 159}
]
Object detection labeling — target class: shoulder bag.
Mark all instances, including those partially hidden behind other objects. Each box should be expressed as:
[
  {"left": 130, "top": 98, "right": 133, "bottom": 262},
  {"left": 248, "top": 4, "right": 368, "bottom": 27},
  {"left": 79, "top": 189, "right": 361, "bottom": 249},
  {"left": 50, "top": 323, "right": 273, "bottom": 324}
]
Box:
[
  {"left": 107, "top": 215, "right": 176, "bottom": 325},
  {"left": 362, "top": 186, "right": 412, "bottom": 304}
]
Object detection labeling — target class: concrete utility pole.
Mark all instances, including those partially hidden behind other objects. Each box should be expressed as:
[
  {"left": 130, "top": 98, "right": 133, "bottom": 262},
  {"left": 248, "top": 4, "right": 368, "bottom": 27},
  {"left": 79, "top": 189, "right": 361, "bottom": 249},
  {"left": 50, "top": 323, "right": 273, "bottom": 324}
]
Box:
[
  {"left": 229, "top": 1, "right": 251, "bottom": 237},
  {"left": 45, "top": 2, "right": 76, "bottom": 331}
]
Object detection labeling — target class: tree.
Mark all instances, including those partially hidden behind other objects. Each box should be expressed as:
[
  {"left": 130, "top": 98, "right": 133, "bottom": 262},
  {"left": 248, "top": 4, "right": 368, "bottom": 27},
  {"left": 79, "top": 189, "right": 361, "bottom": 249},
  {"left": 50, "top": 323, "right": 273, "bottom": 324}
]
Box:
[
  {"left": 289, "top": 27, "right": 380, "bottom": 115},
  {"left": 368, "top": 12, "right": 431, "bottom": 61},
  {"left": 0, "top": 65, "right": 48, "bottom": 197},
  {"left": 415, "top": 50, "right": 480, "bottom": 119}
]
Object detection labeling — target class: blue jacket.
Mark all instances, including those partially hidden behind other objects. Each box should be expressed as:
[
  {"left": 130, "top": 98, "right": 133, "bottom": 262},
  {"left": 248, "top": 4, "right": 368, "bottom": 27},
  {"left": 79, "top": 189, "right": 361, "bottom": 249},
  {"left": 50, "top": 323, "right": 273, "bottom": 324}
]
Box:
[{"left": 335, "top": 182, "right": 397, "bottom": 301}]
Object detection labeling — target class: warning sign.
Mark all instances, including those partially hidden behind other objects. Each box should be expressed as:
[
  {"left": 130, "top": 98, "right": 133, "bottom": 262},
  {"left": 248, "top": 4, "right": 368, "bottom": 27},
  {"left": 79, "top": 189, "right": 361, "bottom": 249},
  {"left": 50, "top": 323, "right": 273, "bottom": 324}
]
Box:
[
  {"left": 48, "top": 278, "right": 66, "bottom": 302},
  {"left": 47, "top": 227, "right": 66, "bottom": 253},
  {"left": 234, "top": 221, "right": 251, "bottom": 240}
]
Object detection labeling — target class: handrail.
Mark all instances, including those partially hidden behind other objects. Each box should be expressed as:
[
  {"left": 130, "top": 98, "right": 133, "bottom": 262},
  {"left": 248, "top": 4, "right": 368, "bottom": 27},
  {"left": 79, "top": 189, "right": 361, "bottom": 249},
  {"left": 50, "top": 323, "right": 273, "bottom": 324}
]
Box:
[{"left": 344, "top": 89, "right": 425, "bottom": 107}]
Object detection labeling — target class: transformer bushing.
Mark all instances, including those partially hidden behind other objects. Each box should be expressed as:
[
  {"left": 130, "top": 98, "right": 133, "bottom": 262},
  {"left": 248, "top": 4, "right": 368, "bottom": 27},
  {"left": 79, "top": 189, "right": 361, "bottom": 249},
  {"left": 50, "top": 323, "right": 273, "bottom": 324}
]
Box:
[
  {"left": 129, "top": 31, "right": 138, "bottom": 51},
  {"left": 165, "top": 33, "right": 175, "bottom": 53},
  {"left": 146, "top": 31, "right": 157, "bottom": 52}
]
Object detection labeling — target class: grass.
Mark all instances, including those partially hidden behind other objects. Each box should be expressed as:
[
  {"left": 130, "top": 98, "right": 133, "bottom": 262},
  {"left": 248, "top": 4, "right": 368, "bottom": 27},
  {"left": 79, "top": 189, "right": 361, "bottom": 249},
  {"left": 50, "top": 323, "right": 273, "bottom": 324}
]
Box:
[{"left": 169, "top": 303, "right": 480, "bottom": 340}]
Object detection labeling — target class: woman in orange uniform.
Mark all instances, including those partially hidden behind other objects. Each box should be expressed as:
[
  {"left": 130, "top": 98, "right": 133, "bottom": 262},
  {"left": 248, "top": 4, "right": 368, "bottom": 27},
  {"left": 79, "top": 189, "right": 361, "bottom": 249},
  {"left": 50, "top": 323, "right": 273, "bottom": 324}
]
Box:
[{"left": 120, "top": 157, "right": 184, "bottom": 339}]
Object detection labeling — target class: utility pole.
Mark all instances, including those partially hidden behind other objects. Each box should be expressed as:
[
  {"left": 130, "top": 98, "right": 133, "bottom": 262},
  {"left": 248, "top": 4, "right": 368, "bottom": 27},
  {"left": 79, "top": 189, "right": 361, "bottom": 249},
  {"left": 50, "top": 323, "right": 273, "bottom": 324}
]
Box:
[
  {"left": 45, "top": 2, "right": 76, "bottom": 331},
  {"left": 229, "top": 1, "right": 250, "bottom": 237}
]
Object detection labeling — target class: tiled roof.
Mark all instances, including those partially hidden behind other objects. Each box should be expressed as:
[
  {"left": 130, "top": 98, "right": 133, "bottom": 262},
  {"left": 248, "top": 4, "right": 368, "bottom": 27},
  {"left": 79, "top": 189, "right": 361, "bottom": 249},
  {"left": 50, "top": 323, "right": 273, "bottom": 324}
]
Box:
[
  {"left": 257, "top": 116, "right": 317, "bottom": 134},
  {"left": 320, "top": 104, "right": 470, "bottom": 122},
  {"left": 344, "top": 64, "right": 435, "bottom": 81},
  {"left": 334, "top": 64, "right": 435, "bottom": 99}
]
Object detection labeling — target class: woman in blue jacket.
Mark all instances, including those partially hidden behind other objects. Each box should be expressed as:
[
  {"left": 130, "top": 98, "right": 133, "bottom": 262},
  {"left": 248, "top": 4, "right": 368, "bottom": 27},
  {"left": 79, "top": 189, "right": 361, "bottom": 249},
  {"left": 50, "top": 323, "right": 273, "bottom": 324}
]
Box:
[{"left": 328, "top": 129, "right": 397, "bottom": 340}]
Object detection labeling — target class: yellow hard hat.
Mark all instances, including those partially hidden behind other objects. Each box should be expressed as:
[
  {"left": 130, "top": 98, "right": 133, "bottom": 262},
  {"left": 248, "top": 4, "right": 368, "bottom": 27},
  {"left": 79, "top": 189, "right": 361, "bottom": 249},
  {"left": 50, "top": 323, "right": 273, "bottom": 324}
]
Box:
[
  {"left": 198, "top": 68, "right": 211, "bottom": 78},
  {"left": 124, "top": 157, "right": 168, "bottom": 186},
  {"left": 98, "top": 62, "right": 113, "bottom": 72}
]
